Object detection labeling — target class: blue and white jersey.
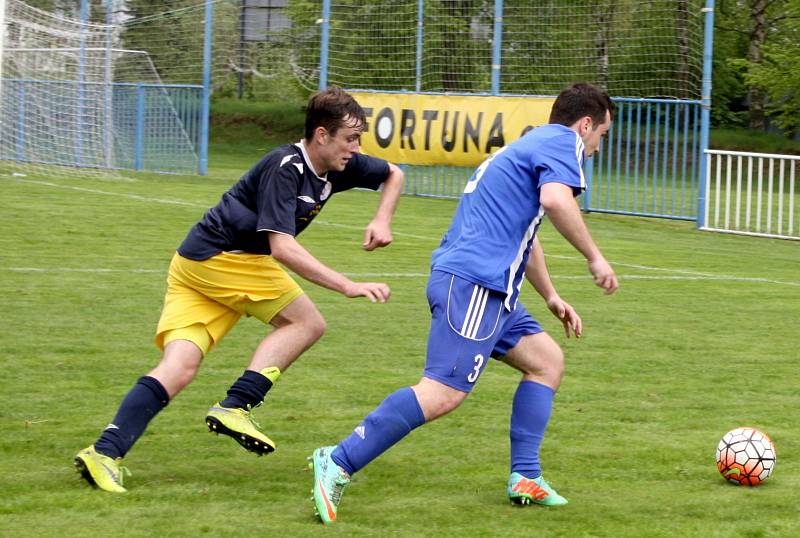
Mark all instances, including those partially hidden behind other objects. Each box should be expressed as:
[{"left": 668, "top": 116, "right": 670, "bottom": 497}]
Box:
[{"left": 430, "top": 123, "right": 585, "bottom": 310}]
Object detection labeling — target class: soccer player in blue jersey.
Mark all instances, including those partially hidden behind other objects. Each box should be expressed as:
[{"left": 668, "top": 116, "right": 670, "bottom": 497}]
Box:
[
  {"left": 310, "top": 82, "right": 619, "bottom": 523},
  {"left": 74, "top": 87, "right": 405, "bottom": 493}
]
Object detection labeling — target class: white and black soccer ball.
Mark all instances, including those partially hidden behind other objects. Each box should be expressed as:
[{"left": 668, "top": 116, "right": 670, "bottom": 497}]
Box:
[{"left": 716, "top": 427, "right": 776, "bottom": 486}]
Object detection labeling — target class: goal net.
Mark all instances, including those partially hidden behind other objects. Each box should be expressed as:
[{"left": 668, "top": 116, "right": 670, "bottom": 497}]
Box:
[
  {"left": 317, "top": 0, "right": 704, "bottom": 99},
  {"left": 0, "top": 0, "right": 205, "bottom": 179}
]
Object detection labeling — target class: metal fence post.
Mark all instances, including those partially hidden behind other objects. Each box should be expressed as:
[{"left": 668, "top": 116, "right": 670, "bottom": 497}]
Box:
[
  {"left": 319, "top": 0, "right": 331, "bottom": 90},
  {"left": 491, "top": 0, "right": 503, "bottom": 95},
  {"left": 697, "top": 0, "right": 715, "bottom": 228},
  {"left": 76, "top": 0, "right": 90, "bottom": 167},
  {"left": 583, "top": 157, "right": 594, "bottom": 211},
  {"left": 16, "top": 83, "right": 26, "bottom": 160},
  {"left": 134, "top": 83, "right": 145, "bottom": 171},
  {"left": 199, "top": 0, "right": 213, "bottom": 176},
  {"left": 104, "top": 0, "right": 114, "bottom": 169},
  {"left": 415, "top": 0, "right": 423, "bottom": 92}
]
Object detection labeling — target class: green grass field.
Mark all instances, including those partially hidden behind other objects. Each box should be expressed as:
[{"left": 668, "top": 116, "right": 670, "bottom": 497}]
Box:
[{"left": 1, "top": 147, "right": 799, "bottom": 537}]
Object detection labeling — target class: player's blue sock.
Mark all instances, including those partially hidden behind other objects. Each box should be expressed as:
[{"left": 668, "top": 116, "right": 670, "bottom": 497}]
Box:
[
  {"left": 332, "top": 387, "right": 425, "bottom": 476},
  {"left": 220, "top": 369, "right": 274, "bottom": 409},
  {"left": 94, "top": 376, "right": 169, "bottom": 459},
  {"left": 510, "top": 380, "right": 554, "bottom": 479}
]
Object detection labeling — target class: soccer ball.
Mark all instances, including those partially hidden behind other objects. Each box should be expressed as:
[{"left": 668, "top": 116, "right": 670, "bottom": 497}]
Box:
[{"left": 716, "top": 427, "right": 776, "bottom": 486}]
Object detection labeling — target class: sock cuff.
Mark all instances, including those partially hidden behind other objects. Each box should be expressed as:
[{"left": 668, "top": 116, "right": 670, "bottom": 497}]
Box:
[
  {"left": 139, "top": 376, "right": 170, "bottom": 404},
  {"left": 243, "top": 369, "right": 274, "bottom": 392},
  {"left": 398, "top": 387, "right": 426, "bottom": 429},
  {"left": 258, "top": 366, "right": 281, "bottom": 384},
  {"left": 519, "top": 380, "right": 555, "bottom": 396}
]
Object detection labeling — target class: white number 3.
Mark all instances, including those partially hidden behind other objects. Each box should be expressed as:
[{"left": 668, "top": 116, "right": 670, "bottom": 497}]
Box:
[{"left": 466, "top": 354, "right": 484, "bottom": 383}]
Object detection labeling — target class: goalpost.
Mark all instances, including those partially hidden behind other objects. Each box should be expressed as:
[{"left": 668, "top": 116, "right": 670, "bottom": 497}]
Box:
[{"left": 0, "top": 0, "right": 205, "bottom": 178}]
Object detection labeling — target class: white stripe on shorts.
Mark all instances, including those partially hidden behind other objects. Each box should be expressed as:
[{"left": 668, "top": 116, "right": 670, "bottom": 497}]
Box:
[{"left": 461, "top": 284, "right": 488, "bottom": 338}]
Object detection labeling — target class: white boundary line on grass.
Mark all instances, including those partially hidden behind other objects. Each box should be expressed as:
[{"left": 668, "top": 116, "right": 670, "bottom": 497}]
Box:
[
  {"left": 5, "top": 177, "right": 799, "bottom": 288},
  {"left": 7, "top": 178, "right": 204, "bottom": 207},
  {"left": 3, "top": 267, "right": 799, "bottom": 287}
]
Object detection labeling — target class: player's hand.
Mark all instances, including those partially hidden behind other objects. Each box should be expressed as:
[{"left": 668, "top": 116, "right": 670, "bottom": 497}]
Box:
[
  {"left": 363, "top": 220, "right": 393, "bottom": 251},
  {"left": 546, "top": 296, "right": 582, "bottom": 338},
  {"left": 344, "top": 281, "right": 391, "bottom": 303},
  {"left": 588, "top": 257, "right": 618, "bottom": 294}
]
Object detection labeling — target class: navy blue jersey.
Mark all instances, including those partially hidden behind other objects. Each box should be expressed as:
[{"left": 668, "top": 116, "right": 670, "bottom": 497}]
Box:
[
  {"left": 179, "top": 142, "right": 390, "bottom": 260},
  {"left": 431, "top": 124, "right": 585, "bottom": 310}
]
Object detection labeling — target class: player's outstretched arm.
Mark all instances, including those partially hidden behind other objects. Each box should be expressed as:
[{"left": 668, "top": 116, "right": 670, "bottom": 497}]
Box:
[
  {"left": 525, "top": 237, "right": 582, "bottom": 338},
  {"left": 539, "top": 182, "right": 619, "bottom": 295},
  {"left": 269, "top": 232, "right": 391, "bottom": 303},
  {"left": 363, "top": 163, "right": 404, "bottom": 251}
]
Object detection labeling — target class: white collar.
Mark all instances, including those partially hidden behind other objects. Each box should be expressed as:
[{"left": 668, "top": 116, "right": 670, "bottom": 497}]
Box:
[{"left": 294, "top": 140, "right": 328, "bottom": 182}]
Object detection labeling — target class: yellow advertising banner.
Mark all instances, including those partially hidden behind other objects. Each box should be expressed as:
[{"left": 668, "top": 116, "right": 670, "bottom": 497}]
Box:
[{"left": 351, "top": 92, "right": 555, "bottom": 168}]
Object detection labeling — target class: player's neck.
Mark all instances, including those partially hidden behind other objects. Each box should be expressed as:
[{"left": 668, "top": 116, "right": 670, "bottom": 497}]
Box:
[{"left": 299, "top": 139, "right": 329, "bottom": 179}]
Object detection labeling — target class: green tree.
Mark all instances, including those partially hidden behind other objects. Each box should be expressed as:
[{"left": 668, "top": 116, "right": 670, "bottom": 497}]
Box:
[
  {"left": 714, "top": 0, "right": 800, "bottom": 133},
  {"left": 736, "top": 11, "right": 800, "bottom": 136}
]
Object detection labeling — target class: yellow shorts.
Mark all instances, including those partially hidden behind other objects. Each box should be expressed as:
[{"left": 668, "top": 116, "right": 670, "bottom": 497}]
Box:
[{"left": 155, "top": 251, "right": 304, "bottom": 355}]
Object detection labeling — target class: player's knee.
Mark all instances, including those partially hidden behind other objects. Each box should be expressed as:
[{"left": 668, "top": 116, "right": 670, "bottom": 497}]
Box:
[
  {"left": 174, "top": 363, "right": 199, "bottom": 390},
  {"left": 304, "top": 311, "right": 327, "bottom": 343},
  {"left": 521, "top": 343, "right": 565, "bottom": 379},
  {"left": 549, "top": 346, "right": 566, "bottom": 376},
  {"left": 441, "top": 392, "right": 466, "bottom": 415},
  {"left": 426, "top": 390, "right": 467, "bottom": 420},
  {"left": 151, "top": 348, "right": 202, "bottom": 396}
]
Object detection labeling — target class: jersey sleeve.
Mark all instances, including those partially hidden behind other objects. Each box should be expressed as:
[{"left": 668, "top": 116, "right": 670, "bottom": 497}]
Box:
[
  {"left": 255, "top": 160, "right": 300, "bottom": 236},
  {"left": 535, "top": 131, "right": 586, "bottom": 194},
  {"left": 331, "top": 153, "right": 391, "bottom": 193}
]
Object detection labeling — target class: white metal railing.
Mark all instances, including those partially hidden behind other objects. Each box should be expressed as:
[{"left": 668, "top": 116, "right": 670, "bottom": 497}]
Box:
[{"left": 703, "top": 149, "right": 800, "bottom": 240}]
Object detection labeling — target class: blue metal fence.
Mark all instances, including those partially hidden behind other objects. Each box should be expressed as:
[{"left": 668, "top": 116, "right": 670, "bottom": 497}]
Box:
[
  {"left": 1, "top": 78, "right": 203, "bottom": 174},
  {"left": 585, "top": 99, "right": 702, "bottom": 220},
  {"left": 398, "top": 98, "right": 703, "bottom": 221},
  {"left": 112, "top": 83, "right": 203, "bottom": 174}
]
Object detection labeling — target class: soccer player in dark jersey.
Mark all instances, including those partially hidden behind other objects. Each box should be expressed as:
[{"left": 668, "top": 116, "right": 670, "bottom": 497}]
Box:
[
  {"left": 310, "top": 82, "right": 619, "bottom": 523},
  {"left": 74, "top": 87, "right": 405, "bottom": 493}
]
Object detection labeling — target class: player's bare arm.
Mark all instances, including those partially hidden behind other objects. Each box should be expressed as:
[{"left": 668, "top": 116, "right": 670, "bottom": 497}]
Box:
[
  {"left": 269, "top": 232, "right": 391, "bottom": 303},
  {"left": 539, "top": 182, "right": 618, "bottom": 295},
  {"left": 525, "top": 237, "right": 582, "bottom": 338},
  {"left": 363, "top": 163, "right": 405, "bottom": 251}
]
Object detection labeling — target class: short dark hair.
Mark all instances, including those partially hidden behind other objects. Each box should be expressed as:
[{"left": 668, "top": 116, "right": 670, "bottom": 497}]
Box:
[
  {"left": 549, "top": 82, "right": 615, "bottom": 127},
  {"left": 304, "top": 86, "right": 367, "bottom": 140}
]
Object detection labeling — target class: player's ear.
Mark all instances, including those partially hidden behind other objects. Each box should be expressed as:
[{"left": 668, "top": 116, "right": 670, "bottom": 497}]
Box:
[
  {"left": 314, "top": 126, "right": 328, "bottom": 145},
  {"left": 581, "top": 116, "right": 593, "bottom": 136}
]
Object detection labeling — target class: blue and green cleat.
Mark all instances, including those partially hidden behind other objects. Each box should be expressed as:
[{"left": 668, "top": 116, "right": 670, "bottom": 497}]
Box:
[
  {"left": 507, "top": 472, "right": 568, "bottom": 506},
  {"left": 74, "top": 445, "right": 130, "bottom": 493},
  {"left": 205, "top": 403, "right": 276, "bottom": 455},
  {"left": 309, "top": 446, "right": 350, "bottom": 524}
]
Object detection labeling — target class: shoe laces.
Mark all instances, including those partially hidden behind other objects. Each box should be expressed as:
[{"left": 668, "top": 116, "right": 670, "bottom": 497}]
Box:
[
  {"left": 329, "top": 474, "right": 349, "bottom": 505},
  {"left": 115, "top": 460, "right": 132, "bottom": 486},
  {"left": 536, "top": 476, "right": 553, "bottom": 490},
  {"left": 244, "top": 403, "right": 263, "bottom": 430}
]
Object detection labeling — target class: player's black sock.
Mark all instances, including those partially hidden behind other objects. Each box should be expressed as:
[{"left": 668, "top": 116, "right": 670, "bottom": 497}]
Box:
[
  {"left": 94, "top": 376, "right": 169, "bottom": 459},
  {"left": 220, "top": 369, "right": 273, "bottom": 410}
]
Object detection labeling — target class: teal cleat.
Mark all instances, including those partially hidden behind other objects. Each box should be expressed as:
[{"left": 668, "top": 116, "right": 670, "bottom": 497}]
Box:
[
  {"left": 309, "top": 446, "right": 350, "bottom": 524},
  {"left": 507, "top": 472, "right": 568, "bottom": 506}
]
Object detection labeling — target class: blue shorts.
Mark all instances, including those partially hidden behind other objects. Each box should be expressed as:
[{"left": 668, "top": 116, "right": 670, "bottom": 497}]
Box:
[{"left": 423, "top": 270, "right": 543, "bottom": 393}]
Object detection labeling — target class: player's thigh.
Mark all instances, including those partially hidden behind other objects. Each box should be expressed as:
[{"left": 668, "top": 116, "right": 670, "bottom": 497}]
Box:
[
  {"left": 423, "top": 271, "right": 506, "bottom": 392},
  {"left": 500, "top": 330, "right": 564, "bottom": 376},
  {"left": 248, "top": 293, "right": 325, "bottom": 335},
  {"left": 173, "top": 251, "right": 303, "bottom": 320},
  {"left": 156, "top": 260, "right": 240, "bottom": 353}
]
